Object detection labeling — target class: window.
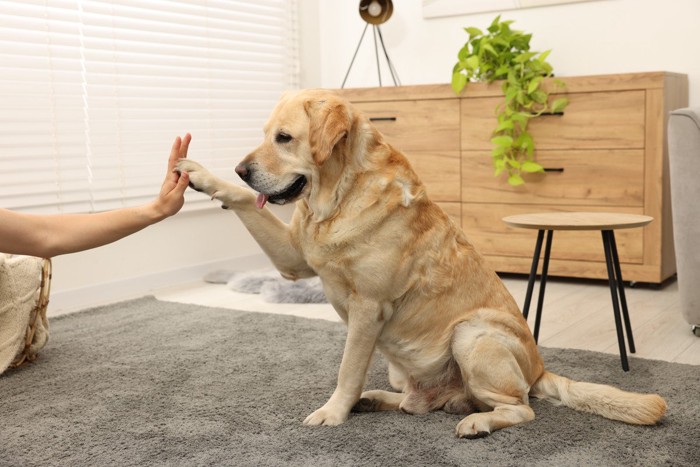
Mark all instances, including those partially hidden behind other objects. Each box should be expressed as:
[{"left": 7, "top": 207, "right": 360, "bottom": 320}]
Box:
[{"left": 0, "top": 0, "right": 299, "bottom": 213}]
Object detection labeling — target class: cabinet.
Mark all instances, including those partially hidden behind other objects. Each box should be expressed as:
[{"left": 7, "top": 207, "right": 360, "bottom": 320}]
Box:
[{"left": 337, "top": 72, "right": 688, "bottom": 283}]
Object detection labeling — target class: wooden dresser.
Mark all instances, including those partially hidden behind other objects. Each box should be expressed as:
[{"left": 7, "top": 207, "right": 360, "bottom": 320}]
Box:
[{"left": 337, "top": 72, "right": 688, "bottom": 284}]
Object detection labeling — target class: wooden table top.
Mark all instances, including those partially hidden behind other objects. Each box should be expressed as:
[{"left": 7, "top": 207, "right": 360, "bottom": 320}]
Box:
[{"left": 502, "top": 212, "right": 654, "bottom": 231}]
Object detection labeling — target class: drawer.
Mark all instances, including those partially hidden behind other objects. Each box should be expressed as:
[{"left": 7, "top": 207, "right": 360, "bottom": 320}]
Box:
[
  {"left": 406, "top": 151, "right": 460, "bottom": 202},
  {"left": 352, "top": 99, "right": 460, "bottom": 151},
  {"left": 461, "top": 149, "right": 644, "bottom": 207},
  {"left": 461, "top": 203, "right": 645, "bottom": 264},
  {"left": 461, "top": 90, "right": 646, "bottom": 150}
]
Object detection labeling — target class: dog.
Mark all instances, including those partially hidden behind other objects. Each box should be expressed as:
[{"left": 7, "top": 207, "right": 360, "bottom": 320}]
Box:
[{"left": 176, "top": 89, "right": 666, "bottom": 438}]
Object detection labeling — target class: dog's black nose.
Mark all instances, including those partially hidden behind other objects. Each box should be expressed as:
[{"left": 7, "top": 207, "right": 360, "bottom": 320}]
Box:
[{"left": 235, "top": 163, "right": 250, "bottom": 181}]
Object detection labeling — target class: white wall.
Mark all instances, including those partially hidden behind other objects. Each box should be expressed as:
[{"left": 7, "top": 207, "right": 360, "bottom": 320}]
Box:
[{"left": 308, "top": 0, "right": 699, "bottom": 106}]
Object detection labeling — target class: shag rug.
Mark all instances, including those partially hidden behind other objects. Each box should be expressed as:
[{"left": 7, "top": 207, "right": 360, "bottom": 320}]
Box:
[
  {"left": 1, "top": 297, "right": 699, "bottom": 467},
  {"left": 204, "top": 269, "right": 328, "bottom": 304}
]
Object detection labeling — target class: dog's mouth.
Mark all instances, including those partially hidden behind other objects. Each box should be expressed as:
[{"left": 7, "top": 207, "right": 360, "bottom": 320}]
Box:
[{"left": 256, "top": 175, "right": 307, "bottom": 209}]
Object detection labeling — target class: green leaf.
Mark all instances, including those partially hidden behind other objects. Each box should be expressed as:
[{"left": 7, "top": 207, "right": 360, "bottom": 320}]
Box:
[
  {"left": 540, "top": 62, "right": 553, "bottom": 76},
  {"left": 504, "top": 86, "right": 518, "bottom": 105},
  {"left": 526, "top": 140, "right": 535, "bottom": 158},
  {"left": 527, "top": 76, "right": 543, "bottom": 95},
  {"left": 495, "top": 65, "right": 510, "bottom": 78},
  {"left": 466, "top": 55, "right": 479, "bottom": 71},
  {"left": 537, "top": 49, "right": 551, "bottom": 63},
  {"left": 492, "top": 145, "right": 507, "bottom": 157},
  {"left": 494, "top": 119, "right": 514, "bottom": 133},
  {"left": 513, "top": 51, "right": 537, "bottom": 64},
  {"left": 511, "top": 112, "right": 529, "bottom": 126},
  {"left": 465, "top": 27, "right": 483, "bottom": 38},
  {"left": 519, "top": 132, "right": 535, "bottom": 157},
  {"left": 521, "top": 160, "right": 544, "bottom": 173},
  {"left": 491, "top": 135, "right": 513, "bottom": 147},
  {"left": 482, "top": 42, "right": 497, "bottom": 57},
  {"left": 488, "top": 15, "right": 502, "bottom": 33},
  {"left": 531, "top": 90, "right": 548, "bottom": 104},
  {"left": 457, "top": 45, "right": 470, "bottom": 62},
  {"left": 551, "top": 97, "right": 569, "bottom": 114},
  {"left": 508, "top": 173, "right": 525, "bottom": 186},
  {"left": 451, "top": 72, "right": 467, "bottom": 94}
]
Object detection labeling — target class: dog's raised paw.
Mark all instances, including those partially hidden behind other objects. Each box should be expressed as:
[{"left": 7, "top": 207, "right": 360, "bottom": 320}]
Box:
[{"left": 176, "top": 159, "right": 214, "bottom": 195}]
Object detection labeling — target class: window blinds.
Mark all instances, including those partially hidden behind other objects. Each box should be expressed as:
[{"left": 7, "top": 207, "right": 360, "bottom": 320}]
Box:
[{"left": 0, "top": 0, "right": 299, "bottom": 213}]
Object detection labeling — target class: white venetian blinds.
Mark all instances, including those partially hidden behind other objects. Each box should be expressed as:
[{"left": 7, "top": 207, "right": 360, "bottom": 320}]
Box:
[{"left": 0, "top": 0, "right": 299, "bottom": 213}]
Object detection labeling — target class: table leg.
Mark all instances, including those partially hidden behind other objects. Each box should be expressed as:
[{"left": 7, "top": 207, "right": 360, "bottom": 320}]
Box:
[
  {"left": 523, "top": 230, "right": 545, "bottom": 320},
  {"left": 533, "top": 230, "right": 554, "bottom": 343},
  {"left": 609, "top": 230, "right": 636, "bottom": 354},
  {"left": 602, "top": 230, "right": 630, "bottom": 371}
]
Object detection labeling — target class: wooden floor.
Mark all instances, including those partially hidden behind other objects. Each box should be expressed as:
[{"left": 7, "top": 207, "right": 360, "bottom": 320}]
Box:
[{"left": 155, "top": 273, "right": 700, "bottom": 366}]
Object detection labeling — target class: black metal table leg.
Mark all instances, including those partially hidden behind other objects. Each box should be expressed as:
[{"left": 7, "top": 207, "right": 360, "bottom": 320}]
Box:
[
  {"left": 533, "top": 230, "right": 554, "bottom": 343},
  {"left": 608, "top": 230, "right": 636, "bottom": 354},
  {"left": 523, "top": 230, "right": 545, "bottom": 320},
  {"left": 602, "top": 230, "right": 630, "bottom": 371}
]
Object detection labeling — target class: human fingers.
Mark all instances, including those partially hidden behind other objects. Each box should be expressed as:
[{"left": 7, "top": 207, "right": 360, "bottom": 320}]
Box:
[{"left": 179, "top": 133, "right": 192, "bottom": 160}]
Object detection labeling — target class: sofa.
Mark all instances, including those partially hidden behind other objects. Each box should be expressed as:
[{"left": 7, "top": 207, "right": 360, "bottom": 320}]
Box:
[{"left": 668, "top": 107, "right": 700, "bottom": 336}]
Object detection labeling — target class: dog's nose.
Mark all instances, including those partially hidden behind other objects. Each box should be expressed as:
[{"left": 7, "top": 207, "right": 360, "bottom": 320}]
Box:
[{"left": 235, "top": 163, "right": 250, "bottom": 181}]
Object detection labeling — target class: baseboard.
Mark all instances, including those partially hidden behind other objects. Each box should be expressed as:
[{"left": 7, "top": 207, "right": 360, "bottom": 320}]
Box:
[{"left": 49, "top": 253, "right": 270, "bottom": 317}]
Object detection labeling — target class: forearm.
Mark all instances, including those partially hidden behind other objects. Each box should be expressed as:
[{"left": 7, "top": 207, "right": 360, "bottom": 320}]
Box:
[
  {"left": 45, "top": 203, "right": 165, "bottom": 257},
  {"left": 0, "top": 204, "right": 164, "bottom": 258}
]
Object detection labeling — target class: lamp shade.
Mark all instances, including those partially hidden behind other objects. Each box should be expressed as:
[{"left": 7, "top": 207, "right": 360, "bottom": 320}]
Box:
[{"left": 359, "top": 0, "right": 393, "bottom": 25}]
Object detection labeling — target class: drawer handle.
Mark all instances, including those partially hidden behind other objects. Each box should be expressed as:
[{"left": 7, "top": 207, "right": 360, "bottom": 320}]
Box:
[
  {"left": 369, "top": 117, "right": 397, "bottom": 122},
  {"left": 540, "top": 111, "right": 565, "bottom": 117},
  {"left": 543, "top": 167, "right": 565, "bottom": 173}
]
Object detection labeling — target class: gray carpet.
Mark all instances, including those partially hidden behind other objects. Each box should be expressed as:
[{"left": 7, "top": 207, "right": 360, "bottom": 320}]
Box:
[{"left": 1, "top": 297, "right": 699, "bottom": 467}]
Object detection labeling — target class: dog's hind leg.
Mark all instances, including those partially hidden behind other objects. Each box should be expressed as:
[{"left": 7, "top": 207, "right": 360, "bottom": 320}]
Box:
[
  {"left": 451, "top": 322, "right": 535, "bottom": 439},
  {"left": 388, "top": 362, "right": 408, "bottom": 391}
]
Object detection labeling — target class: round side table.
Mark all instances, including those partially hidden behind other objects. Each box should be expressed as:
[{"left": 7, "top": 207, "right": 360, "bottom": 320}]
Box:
[{"left": 502, "top": 212, "right": 653, "bottom": 372}]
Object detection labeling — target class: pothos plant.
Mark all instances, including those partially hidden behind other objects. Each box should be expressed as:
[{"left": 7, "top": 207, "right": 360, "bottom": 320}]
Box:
[{"left": 451, "top": 15, "right": 569, "bottom": 186}]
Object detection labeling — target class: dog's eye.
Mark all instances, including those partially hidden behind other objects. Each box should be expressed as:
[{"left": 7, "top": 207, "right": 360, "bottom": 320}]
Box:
[{"left": 275, "top": 132, "right": 292, "bottom": 144}]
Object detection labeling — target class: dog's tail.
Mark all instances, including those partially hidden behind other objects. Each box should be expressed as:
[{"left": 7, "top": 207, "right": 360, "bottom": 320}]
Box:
[{"left": 530, "top": 370, "right": 666, "bottom": 425}]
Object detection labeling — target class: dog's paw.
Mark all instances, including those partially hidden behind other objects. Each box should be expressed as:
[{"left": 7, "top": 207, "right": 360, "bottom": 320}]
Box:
[
  {"left": 455, "top": 414, "right": 491, "bottom": 439},
  {"left": 303, "top": 405, "right": 348, "bottom": 426},
  {"left": 175, "top": 159, "right": 216, "bottom": 195},
  {"left": 176, "top": 159, "right": 255, "bottom": 209}
]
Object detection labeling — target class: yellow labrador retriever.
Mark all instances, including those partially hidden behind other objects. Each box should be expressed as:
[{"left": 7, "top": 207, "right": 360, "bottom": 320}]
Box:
[{"left": 176, "top": 89, "right": 666, "bottom": 438}]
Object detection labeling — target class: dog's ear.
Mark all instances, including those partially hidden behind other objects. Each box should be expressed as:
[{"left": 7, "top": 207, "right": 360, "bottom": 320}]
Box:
[{"left": 305, "top": 99, "right": 351, "bottom": 166}]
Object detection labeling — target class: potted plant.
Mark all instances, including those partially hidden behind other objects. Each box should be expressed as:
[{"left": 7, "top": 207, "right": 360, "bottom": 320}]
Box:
[{"left": 452, "top": 16, "right": 569, "bottom": 186}]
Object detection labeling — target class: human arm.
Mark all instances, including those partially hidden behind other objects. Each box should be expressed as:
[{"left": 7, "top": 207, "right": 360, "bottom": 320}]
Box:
[{"left": 0, "top": 133, "right": 192, "bottom": 258}]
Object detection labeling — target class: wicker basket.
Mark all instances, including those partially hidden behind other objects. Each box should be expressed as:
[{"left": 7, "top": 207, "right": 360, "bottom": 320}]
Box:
[{"left": 10, "top": 258, "right": 52, "bottom": 368}]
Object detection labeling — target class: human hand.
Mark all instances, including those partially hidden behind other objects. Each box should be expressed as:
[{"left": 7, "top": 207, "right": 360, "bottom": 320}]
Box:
[{"left": 152, "top": 133, "right": 192, "bottom": 218}]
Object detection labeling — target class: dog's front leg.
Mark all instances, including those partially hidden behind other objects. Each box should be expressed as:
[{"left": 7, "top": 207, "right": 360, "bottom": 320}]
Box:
[
  {"left": 304, "top": 295, "right": 383, "bottom": 426},
  {"left": 176, "top": 159, "right": 314, "bottom": 279}
]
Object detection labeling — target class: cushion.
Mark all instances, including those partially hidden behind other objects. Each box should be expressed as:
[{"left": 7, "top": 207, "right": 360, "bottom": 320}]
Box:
[{"left": 0, "top": 254, "right": 51, "bottom": 375}]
